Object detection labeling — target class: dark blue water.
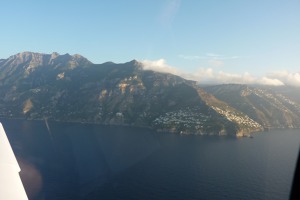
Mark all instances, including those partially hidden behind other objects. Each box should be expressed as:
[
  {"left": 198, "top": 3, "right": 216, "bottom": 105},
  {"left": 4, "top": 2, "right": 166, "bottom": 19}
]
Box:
[{"left": 1, "top": 118, "right": 300, "bottom": 200}]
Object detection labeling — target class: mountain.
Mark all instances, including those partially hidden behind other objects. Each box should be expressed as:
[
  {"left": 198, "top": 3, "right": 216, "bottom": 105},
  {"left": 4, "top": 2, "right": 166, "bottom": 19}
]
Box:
[
  {"left": 262, "top": 85, "right": 300, "bottom": 104},
  {"left": 1, "top": 52, "right": 298, "bottom": 136},
  {"left": 0, "top": 52, "right": 92, "bottom": 86},
  {"left": 203, "top": 84, "right": 300, "bottom": 129}
]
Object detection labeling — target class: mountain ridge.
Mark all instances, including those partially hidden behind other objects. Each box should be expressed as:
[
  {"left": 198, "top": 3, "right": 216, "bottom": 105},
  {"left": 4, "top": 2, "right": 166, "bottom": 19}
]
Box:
[
  {"left": 2, "top": 51, "right": 92, "bottom": 72},
  {"left": 0, "top": 52, "right": 299, "bottom": 136}
]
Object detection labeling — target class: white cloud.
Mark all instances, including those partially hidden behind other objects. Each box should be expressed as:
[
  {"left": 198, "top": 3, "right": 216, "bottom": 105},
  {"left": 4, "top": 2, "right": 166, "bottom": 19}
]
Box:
[
  {"left": 139, "top": 59, "right": 298, "bottom": 87},
  {"left": 140, "top": 59, "right": 182, "bottom": 75},
  {"left": 183, "top": 68, "right": 214, "bottom": 82},
  {"left": 258, "top": 77, "right": 284, "bottom": 86},
  {"left": 269, "top": 71, "right": 300, "bottom": 86}
]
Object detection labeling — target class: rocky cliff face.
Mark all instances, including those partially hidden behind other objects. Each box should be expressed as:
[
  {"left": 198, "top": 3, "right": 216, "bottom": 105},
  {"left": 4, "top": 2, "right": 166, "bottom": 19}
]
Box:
[
  {"left": 2, "top": 52, "right": 91, "bottom": 72},
  {"left": 0, "top": 52, "right": 92, "bottom": 85},
  {"left": 1, "top": 52, "right": 298, "bottom": 136}
]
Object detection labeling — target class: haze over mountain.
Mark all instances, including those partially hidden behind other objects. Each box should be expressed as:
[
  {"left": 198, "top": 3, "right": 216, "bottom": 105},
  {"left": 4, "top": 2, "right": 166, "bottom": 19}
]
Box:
[{"left": 0, "top": 52, "right": 300, "bottom": 136}]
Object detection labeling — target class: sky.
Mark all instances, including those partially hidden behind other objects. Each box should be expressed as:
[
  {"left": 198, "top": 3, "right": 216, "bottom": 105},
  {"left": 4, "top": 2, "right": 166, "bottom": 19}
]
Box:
[{"left": 1, "top": 0, "right": 300, "bottom": 86}]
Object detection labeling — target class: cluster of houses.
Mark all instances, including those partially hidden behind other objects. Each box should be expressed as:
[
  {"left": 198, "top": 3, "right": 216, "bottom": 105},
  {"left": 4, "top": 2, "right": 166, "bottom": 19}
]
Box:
[
  {"left": 152, "top": 107, "right": 211, "bottom": 133},
  {"left": 152, "top": 104, "right": 263, "bottom": 135},
  {"left": 211, "top": 106, "right": 262, "bottom": 129}
]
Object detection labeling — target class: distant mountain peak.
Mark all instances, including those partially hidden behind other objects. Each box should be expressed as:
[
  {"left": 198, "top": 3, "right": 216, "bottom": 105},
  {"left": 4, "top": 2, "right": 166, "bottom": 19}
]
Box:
[
  {"left": 2, "top": 52, "right": 92, "bottom": 72},
  {"left": 10, "top": 51, "right": 44, "bottom": 61},
  {"left": 73, "top": 53, "right": 85, "bottom": 59},
  {"left": 50, "top": 52, "right": 60, "bottom": 59},
  {"left": 8, "top": 51, "right": 91, "bottom": 62},
  {"left": 130, "top": 59, "right": 138, "bottom": 63}
]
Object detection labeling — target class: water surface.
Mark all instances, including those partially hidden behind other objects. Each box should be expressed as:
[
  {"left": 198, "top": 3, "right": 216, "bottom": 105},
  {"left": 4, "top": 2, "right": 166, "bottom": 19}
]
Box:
[{"left": 2, "top": 119, "right": 299, "bottom": 200}]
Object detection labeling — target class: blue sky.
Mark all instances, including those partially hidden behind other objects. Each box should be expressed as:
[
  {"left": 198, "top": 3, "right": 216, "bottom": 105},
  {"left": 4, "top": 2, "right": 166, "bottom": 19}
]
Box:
[{"left": 1, "top": 0, "right": 299, "bottom": 85}]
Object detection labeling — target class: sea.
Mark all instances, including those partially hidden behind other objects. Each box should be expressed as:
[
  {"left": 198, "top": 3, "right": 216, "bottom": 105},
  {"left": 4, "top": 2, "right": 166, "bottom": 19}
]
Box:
[{"left": 1, "top": 118, "right": 300, "bottom": 200}]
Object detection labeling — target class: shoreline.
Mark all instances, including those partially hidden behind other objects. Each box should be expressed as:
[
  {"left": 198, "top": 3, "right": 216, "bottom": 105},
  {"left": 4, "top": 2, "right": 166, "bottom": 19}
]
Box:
[{"left": 1, "top": 117, "right": 299, "bottom": 137}]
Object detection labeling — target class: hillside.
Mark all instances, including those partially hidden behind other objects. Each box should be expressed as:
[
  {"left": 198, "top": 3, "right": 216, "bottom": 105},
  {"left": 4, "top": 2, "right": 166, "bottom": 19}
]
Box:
[
  {"left": 203, "top": 84, "right": 300, "bottom": 129},
  {"left": 2, "top": 52, "right": 299, "bottom": 136}
]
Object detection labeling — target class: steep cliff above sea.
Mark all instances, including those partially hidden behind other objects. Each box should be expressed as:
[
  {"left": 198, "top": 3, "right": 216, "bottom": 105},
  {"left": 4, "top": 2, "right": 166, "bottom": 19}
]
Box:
[{"left": 1, "top": 52, "right": 299, "bottom": 136}]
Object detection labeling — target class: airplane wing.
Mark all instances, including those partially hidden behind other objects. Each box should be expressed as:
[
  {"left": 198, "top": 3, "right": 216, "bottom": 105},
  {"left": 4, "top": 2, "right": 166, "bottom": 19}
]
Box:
[{"left": 0, "top": 122, "right": 28, "bottom": 200}]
